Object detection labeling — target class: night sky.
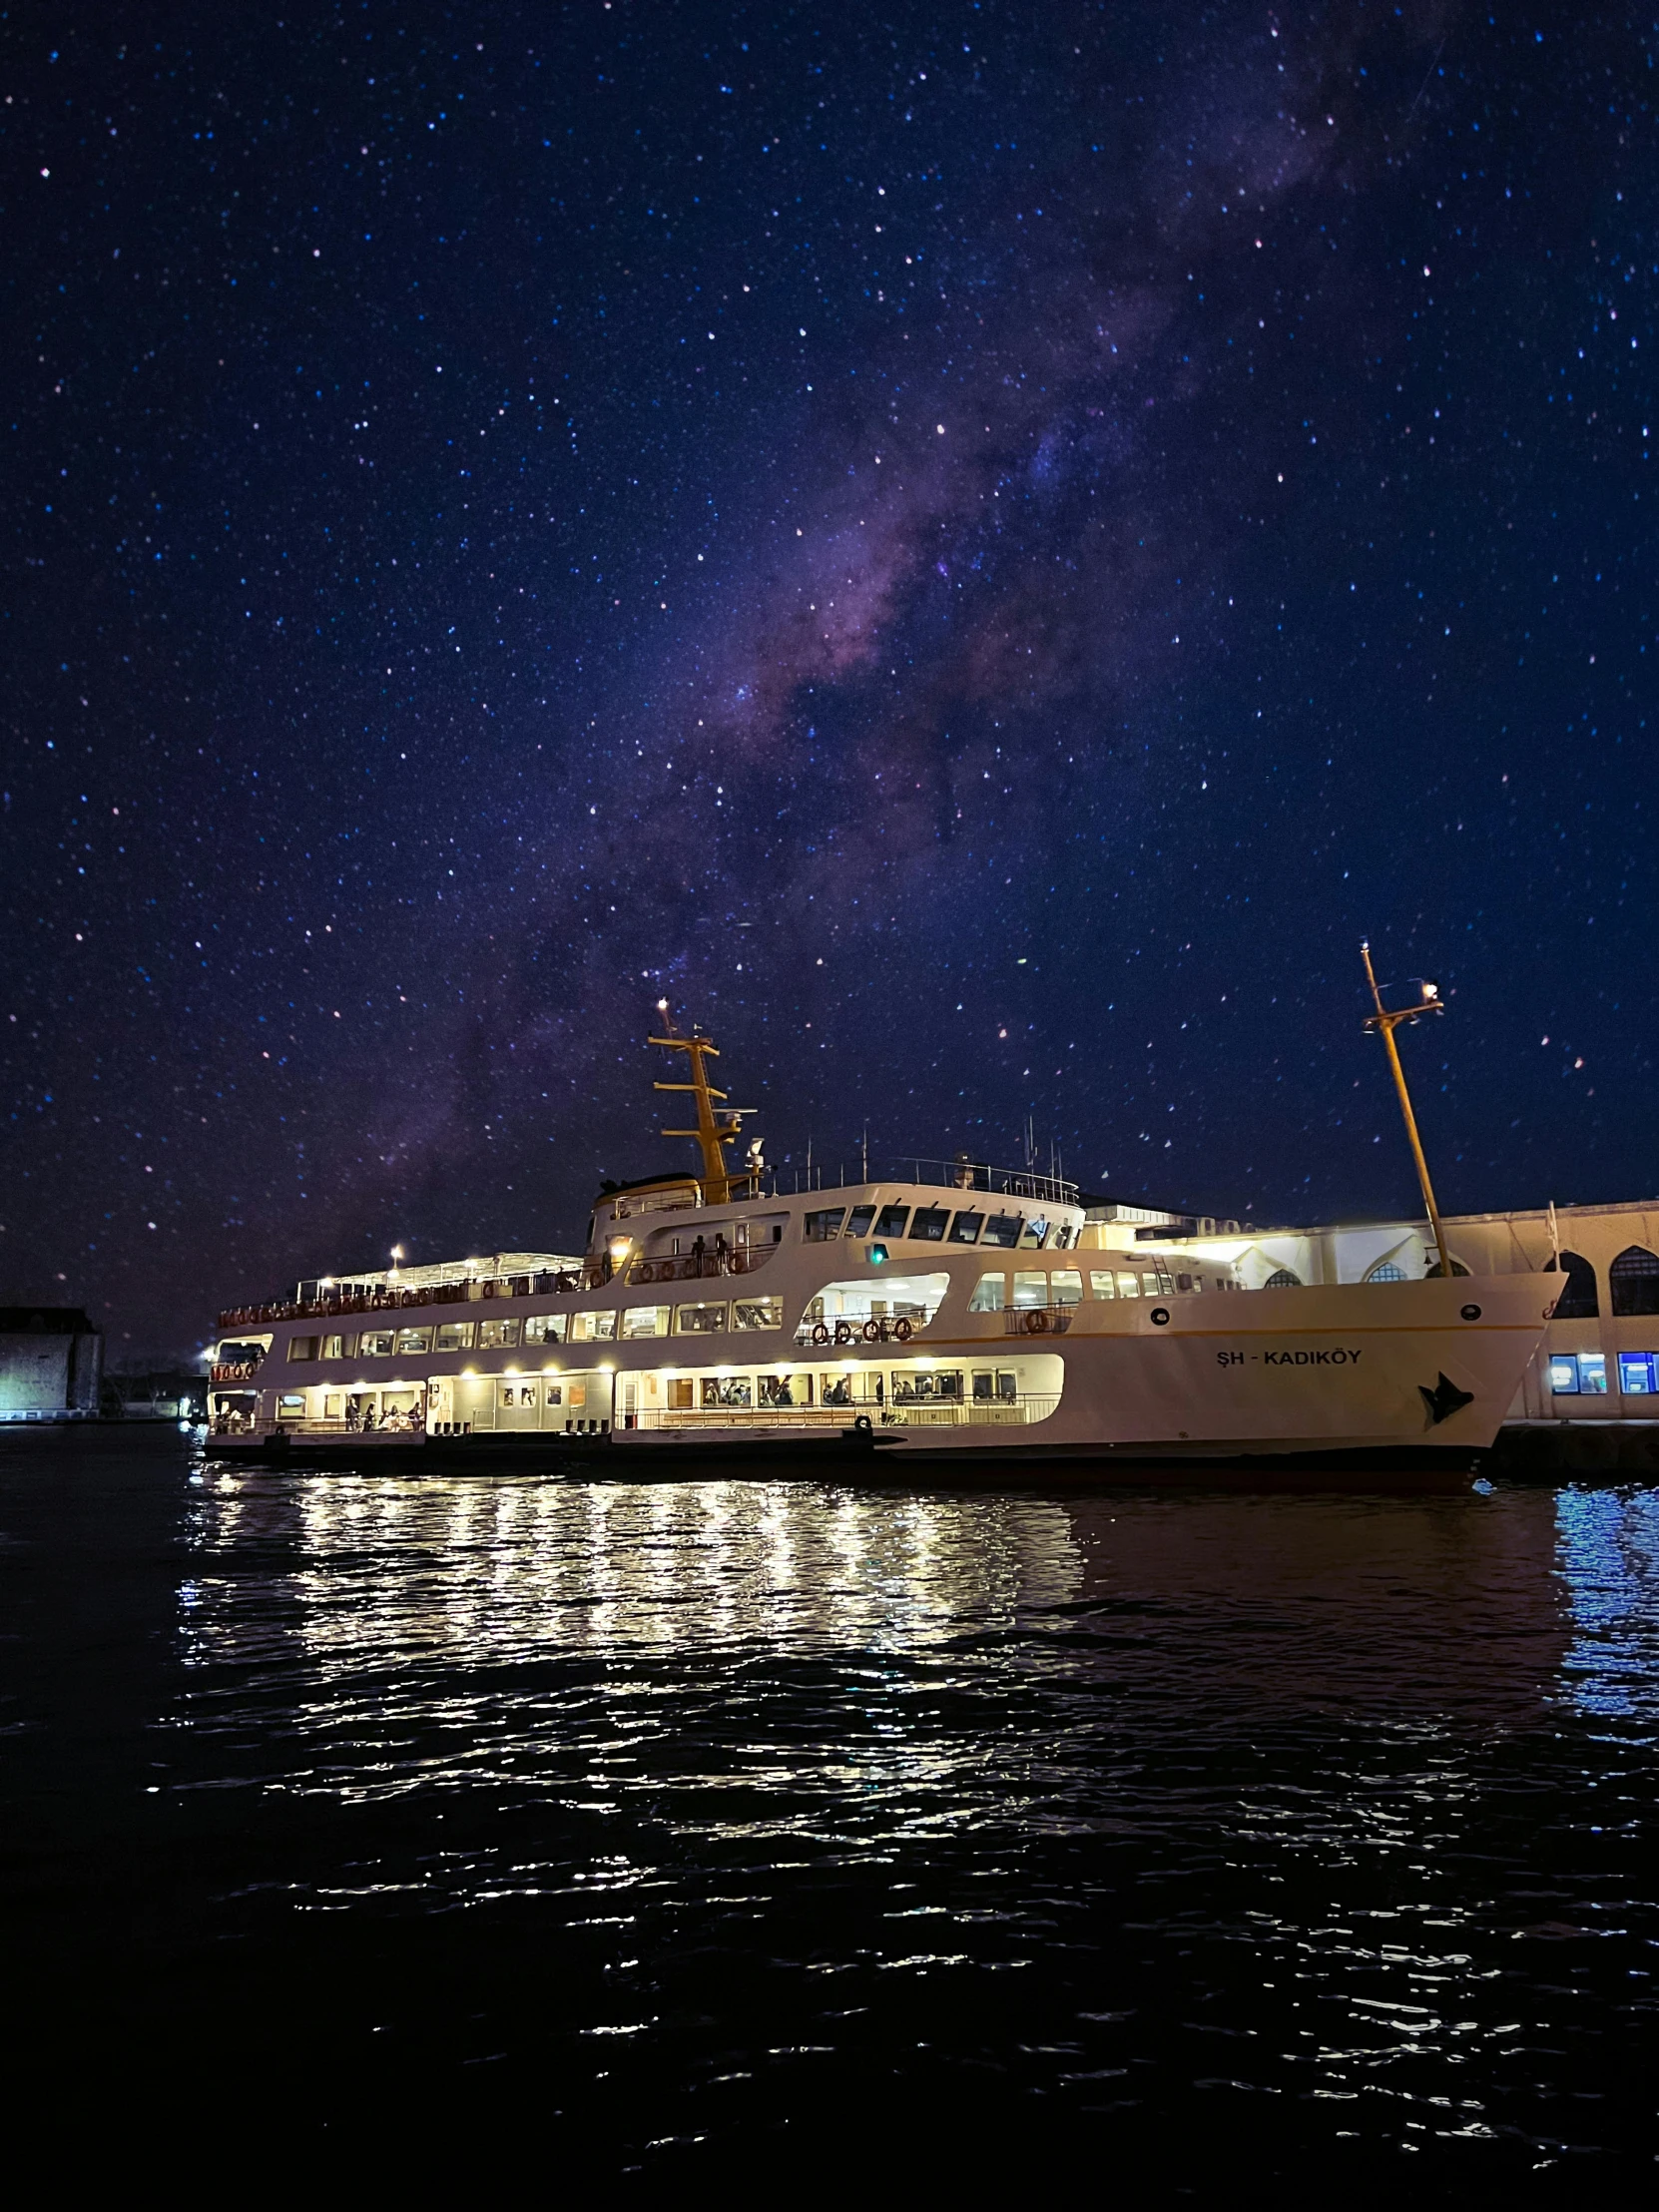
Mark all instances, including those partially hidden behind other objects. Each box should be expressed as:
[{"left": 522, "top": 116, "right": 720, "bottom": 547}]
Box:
[{"left": 4, "top": 1, "right": 1655, "bottom": 1357}]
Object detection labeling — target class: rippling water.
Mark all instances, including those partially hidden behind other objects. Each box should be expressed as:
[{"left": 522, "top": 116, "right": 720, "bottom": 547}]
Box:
[{"left": 3, "top": 1428, "right": 1656, "bottom": 2185}]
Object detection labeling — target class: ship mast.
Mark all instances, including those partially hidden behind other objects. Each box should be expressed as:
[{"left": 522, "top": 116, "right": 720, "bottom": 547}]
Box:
[
  {"left": 1361, "top": 941, "right": 1454, "bottom": 1279},
  {"left": 650, "top": 1004, "right": 745, "bottom": 1205}
]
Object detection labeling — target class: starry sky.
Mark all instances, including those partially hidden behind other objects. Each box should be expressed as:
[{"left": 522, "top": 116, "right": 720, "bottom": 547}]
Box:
[{"left": 3, "top": 0, "right": 1655, "bottom": 1356}]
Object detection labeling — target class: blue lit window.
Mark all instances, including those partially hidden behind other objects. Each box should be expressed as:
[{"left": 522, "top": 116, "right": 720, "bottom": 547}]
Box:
[
  {"left": 1619, "top": 1353, "right": 1657, "bottom": 1395},
  {"left": 1549, "top": 1354, "right": 1581, "bottom": 1394},
  {"left": 1580, "top": 1354, "right": 1608, "bottom": 1394}
]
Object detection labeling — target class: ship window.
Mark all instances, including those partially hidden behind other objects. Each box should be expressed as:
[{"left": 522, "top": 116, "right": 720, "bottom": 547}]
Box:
[
  {"left": 1175, "top": 1273, "right": 1193, "bottom": 1294},
  {"left": 322, "top": 1335, "right": 344, "bottom": 1361},
  {"left": 1142, "top": 1269, "right": 1175, "bottom": 1298},
  {"left": 545, "top": 1383, "right": 563, "bottom": 1406},
  {"left": 1620, "top": 1353, "right": 1657, "bottom": 1395},
  {"left": 968, "top": 1273, "right": 1006, "bottom": 1313},
  {"left": 1263, "top": 1269, "right": 1302, "bottom": 1290},
  {"left": 845, "top": 1204, "right": 877, "bottom": 1240},
  {"left": 323, "top": 1394, "right": 343, "bottom": 1419},
  {"left": 1609, "top": 1246, "right": 1659, "bottom": 1317},
  {"left": 1548, "top": 1354, "right": 1579, "bottom": 1393},
  {"left": 1547, "top": 1251, "right": 1599, "bottom": 1319},
  {"left": 805, "top": 1208, "right": 845, "bottom": 1242},
  {"left": 287, "top": 1337, "right": 319, "bottom": 1363},
  {"left": 277, "top": 1392, "right": 306, "bottom": 1417},
  {"left": 893, "top": 1369, "right": 961, "bottom": 1401},
  {"left": 702, "top": 1376, "right": 753, "bottom": 1408},
  {"left": 1012, "top": 1272, "right": 1049, "bottom": 1310},
  {"left": 948, "top": 1210, "right": 984, "bottom": 1244},
  {"left": 676, "top": 1302, "right": 729, "bottom": 1335},
  {"left": 1051, "top": 1271, "right": 1083, "bottom": 1307},
  {"left": 478, "top": 1318, "right": 521, "bottom": 1349},
  {"left": 524, "top": 1314, "right": 565, "bottom": 1344},
  {"left": 569, "top": 1311, "right": 617, "bottom": 1343},
  {"left": 395, "top": 1327, "right": 432, "bottom": 1356},
  {"left": 734, "top": 1297, "right": 784, "bottom": 1331},
  {"left": 436, "top": 1321, "right": 475, "bottom": 1352},
  {"left": 1116, "top": 1272, "right": 1141, "bottom": 1299},
  {"left": 622, "top": 1305, "right": 670, "bottom": 1339},
  {"left": 667, "top": 1379, "right": 695, "bottom": 1410},
  {"left": 875, "top": 1205, "right": 911, "bottom": 1239},
  {"left": 1088, "top": 1271, "right": 1115, "bottom": 1300},
  {"left": 1366, "top": 1262, "right": 1407, "bottom": 1283},
  {"left": 1053, "top": 1226, "right": 1076, "bottom": 1250},
  {"left": 970, "top": 1370, "right": 1018, "bottom": 1402},
  {"left": 910, "top": 1206, "right": 949, "bottom": 1241},
  {"left": 981, "top": 1213, "right": 1022, "bottom": 1249},
  {"left": 760, "top": 1373, "right": 811, "bottom": 1407},
  {"left": 1018, "top": 1217, "right": 1050, "bottom": 1251},
  {"left": 1579, "top": 1354, "right": 1608, "bottom": 1393}
]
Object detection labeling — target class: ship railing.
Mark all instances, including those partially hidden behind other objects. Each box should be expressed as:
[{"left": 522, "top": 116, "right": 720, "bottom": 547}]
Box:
[
  {"left": 1002, "top": 1306, "right": 1076, "bottom": 1336},
  {"left": 793, "top": 1312, "right": 929, "bottom": 1349},
  {"left": 626, "top": 1248, "right": 775, "bottom": 1288},
  {"left": 783, "top": 1158, "right": 1080, "bottom": 1208},
  {"left": 627, "top": 1393, "right": 1060, "bottom": 1431}
]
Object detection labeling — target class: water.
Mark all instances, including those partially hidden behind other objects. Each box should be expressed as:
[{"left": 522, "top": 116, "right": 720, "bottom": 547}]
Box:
[{"left": 3, "top": 1427, "right": 1656, "bottom": 2186}]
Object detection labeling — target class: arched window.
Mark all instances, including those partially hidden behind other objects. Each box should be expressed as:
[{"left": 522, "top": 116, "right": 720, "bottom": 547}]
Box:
[
  {"left": 1609, "top": 1246, "right": 1659, "bottom": 1318},
  {"left": 1546, "top": 1250, "right": 1599, "bottom": 1320},
  {"left": 1366, "top": 1261, "right": 1407, "bottom": 1284},
  {"left": 1263, "top": 1268, "right": 1302, "bottom": 1289}
]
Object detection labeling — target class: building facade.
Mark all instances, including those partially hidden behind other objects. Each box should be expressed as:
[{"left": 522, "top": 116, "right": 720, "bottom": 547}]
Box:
[{"left": 0, "top": 1307, "right": 104, "bottom": 1422}]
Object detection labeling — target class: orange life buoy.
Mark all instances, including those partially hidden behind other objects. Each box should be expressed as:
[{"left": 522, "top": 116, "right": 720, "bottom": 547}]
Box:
[
  {"left": 894, "top": 1317, "right": 913, "bottom": 1343},
  {"left": 861, "top": 1318, "right": 881, "bottom": 1343},
  {"left": 1023, "top": 1308, "right": 1049, "bottom": 1334},
  {"left": 812, "top": 1322, "right": 830, "bottom": 1347}
]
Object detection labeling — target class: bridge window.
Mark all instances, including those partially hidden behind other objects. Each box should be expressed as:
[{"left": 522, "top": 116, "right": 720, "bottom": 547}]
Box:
[
  {"left": 910, "top": 1206, "right": 949, "bottom": 1241},
  {"left": 875, "top": 1204, "right": 911, "bottom": 1239},
  {"left": 804, "top": 1208, "right": 844, "bottom": 1242},
  {"left": 981, "top": 1213, "right": 1023, "bottom": 1249},
  {"left": 845, "top": 1204, "right": 877, "bottom": 1240},
  {"left": 948, "top": 1210, "right": 984, "bottom": 1244},
  {"left": 1548, "top": 1251, "right": 1599, "bottom": 1320},
  {"left": 1609, "top": 1246, "right": 1659, "bottom": 1317}
]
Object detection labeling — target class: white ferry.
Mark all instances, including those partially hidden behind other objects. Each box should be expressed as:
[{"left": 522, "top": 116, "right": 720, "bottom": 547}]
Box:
[{"left": 207, "top": 1023, "right": 1555, "bottom": 1477}]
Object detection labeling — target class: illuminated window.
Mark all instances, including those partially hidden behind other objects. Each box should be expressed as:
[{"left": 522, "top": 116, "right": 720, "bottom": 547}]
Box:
[
  {"left": 759, "top": 1373, "right": 810, "bottom": 1406},
  {"left": 968, "top": 1273, "right": 1006, "bottom": 1313},
  {"left": 1551, "top": 1353, "right": 1607, "bottom": 1394},
  {"left": 676, "top": 1302, "right": 729, "bottom": 1335},
  {"left": 621, "top": 1305, "right": 670, "bottom": 1338},
  {"left": 1579, "top": 1354, "right": 1608, "bottom": 1394},
  {"left": 1548, "top": 1354, "right": 1580, "bottom": 1394},
  {"left": 277, "top": 1393, "right": 305, "bottom": 1417},
  {"left": 395, "top": 1327, "right": 432, "bottom": 1356},
  {"left": 524, "top": 1314, "right": 566, "bottom": 1344},
  {"left": 733, "top": 1297, "right": 784, "bottom": 1331},
  {"left": 1619, "top": 1353, "right": 1657, "bottom": 1395},
  {"left": 702, "top": 1376, "right": 753, "bottom": 1408},
  {"left": 1050, "top": 1270, "right": 1083, "bottom": 1307},
  {"left": 1012, "top": 1272, "right": 1049, "bottom": 1310},
  {"left": 1116, "top": 1272, "right": 1141, "bottom": 1299},
  {"left": 358, "top": 1331, "right": 394, "bottom": 1358},
  {"left": 568, "top": 1311, "right": 616, "bottom": 1342},
  {"left": 1088, "top": 1270, "right": 1116, "bottom": 1300},
  {"left": 436, "top": 1321, "right": 475, "bottom": 1352},
  {"left": 478, "top": 1318, "right": 521, "bottom": 1349},
  {"left": 322, "top": 1335, "right": 344, "bottom": 1360}
]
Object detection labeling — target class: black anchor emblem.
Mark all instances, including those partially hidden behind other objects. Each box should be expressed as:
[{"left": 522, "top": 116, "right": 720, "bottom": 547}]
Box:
[{"left": 1418, "top": 1372, "right": 1475, "bottom": 1426}]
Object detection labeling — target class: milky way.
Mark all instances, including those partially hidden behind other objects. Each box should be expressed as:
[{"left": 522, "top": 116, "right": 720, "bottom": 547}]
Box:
[{"left": 4, "top": 1, "right": 1655, "bottom": 1353}]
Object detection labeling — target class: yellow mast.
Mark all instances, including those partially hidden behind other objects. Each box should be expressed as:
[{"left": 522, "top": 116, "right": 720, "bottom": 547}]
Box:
[
  {"left": 650, "top": 1010, "right": 742, "bottom": 1205},
  {"left": 1361, "top": 940, "right": 1454, "bottom": 1279}
]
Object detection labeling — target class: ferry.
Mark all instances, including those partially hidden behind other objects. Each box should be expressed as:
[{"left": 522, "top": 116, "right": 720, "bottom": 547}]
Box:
[{"left": 206, "top": 1014, "right": 1556, "bottom": 1478}]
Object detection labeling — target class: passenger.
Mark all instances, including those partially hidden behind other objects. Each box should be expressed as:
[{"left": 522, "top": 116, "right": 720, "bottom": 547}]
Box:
[
  {"left": 693, "top": 1233, "right": 707, "bottom": 1275},
  {"left": 361, "top": 1404, "right": 377, "bottom": 1432}
]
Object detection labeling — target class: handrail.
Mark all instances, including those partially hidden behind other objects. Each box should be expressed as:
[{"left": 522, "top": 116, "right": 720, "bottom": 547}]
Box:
[
  {"left": 1003, "top": 1307, "right": 1076, "bottom": 1336},
  {"left": 626, "top": 1248, "right": 773, "bottom": 1289}
]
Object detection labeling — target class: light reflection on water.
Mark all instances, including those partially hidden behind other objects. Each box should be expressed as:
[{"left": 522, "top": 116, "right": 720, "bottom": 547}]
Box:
[{"left": 128, "top": 1468, "right": 1659, "bottom": 2168}]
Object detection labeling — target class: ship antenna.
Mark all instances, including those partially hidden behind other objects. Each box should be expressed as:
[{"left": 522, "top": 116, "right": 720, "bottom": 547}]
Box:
[
  {"left": 650, "top": 1004, "right": 749, "bottom": 1206},
  {"left": 1361, "top": 941, "right": 1454, "bottom": 1279}
]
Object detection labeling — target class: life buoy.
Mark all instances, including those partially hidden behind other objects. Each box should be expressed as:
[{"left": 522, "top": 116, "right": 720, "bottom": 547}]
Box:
[
  {"left": 833, "top": 1320, "right": 852, "bottom": 1346},
  {"left": 852, "top": 1414, "right": 873, "bottom": 1436},
  {"left": 812, "top": 1322, "right": 831, "bottom": 1347},
  {"left": 729, "top": 1251, "right": 748, "bottom": 1275},
  {"left": 1023, "top": 1308, "right": 1049, "bottom": 1334},
  {"left": 861, "top": 1318, "right": 881, "bottom": 1343},
  {"left": 893, "top": 1317, "right": 913, "bottom": 1343}
]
